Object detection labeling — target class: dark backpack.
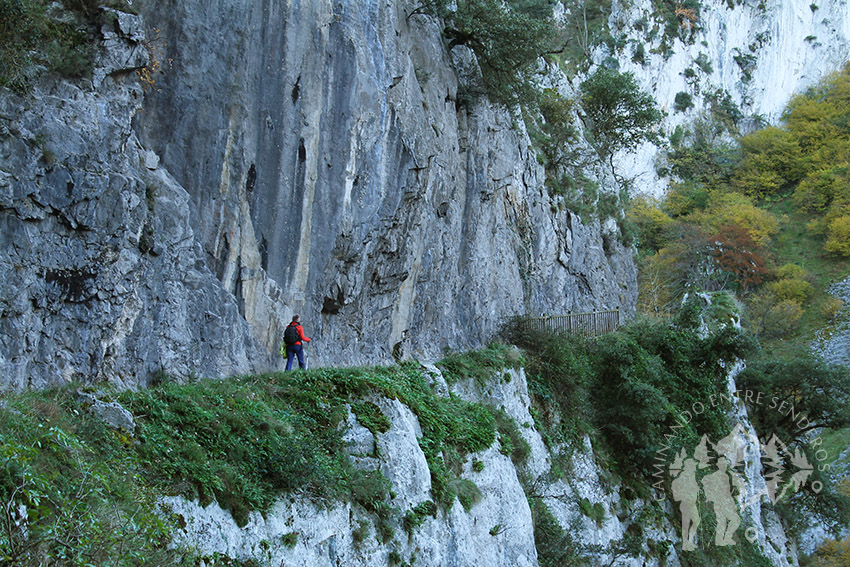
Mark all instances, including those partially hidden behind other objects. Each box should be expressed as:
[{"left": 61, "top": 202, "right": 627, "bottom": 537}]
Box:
[{"left": 283, "top": 324, "right": 300, "bottom": 346}]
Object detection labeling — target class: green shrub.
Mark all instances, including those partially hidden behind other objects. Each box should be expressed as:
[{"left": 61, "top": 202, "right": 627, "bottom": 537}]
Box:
[
  {"left": 825, "top": 214, "right": 850, "bottom": 256},
  {"left": 579, "top": 67, "right": 664, "bottom": 158},
  {"left": 695, "top": 52, "right": 713, "bottom": 74},
  {"left": 505, "top": 311, "right": 749, "bottom": 479},
  {"left": 453, "top": 478, "right": 482, "bottom": 511},
  {"left": 493, "top": 408, "right": 531, "bottom": 466},
  {"left": 0, "top": 0, "right": 100, "bottom": 90},
  {"left": 351, "top": 401, "right": 391, "bottom": 435},
  {"left": 769, "top": 277, "right": 813, "bottom": 304},
  {"left": 437, "top": 342, "right": 520, "bottom": 385},
  {"left": 0, "top": 391, "right": 176, "bottom": 566},
  {"left": 529, "top": 498, "right": 585, "bottom": 566},
  {"left": 674, "top": 91, "right": 694, "bottom": 112},
  {"left": 403, "top": 500, "right": 437, "bottom": 533},
  {"left": 120, "top": 362, "right": 502, "bottom": 530},
  {"left": 414, "top": 0, "right": 561, "bottom": 107},
  {"left": 281, "top": 532, "right": 298, "bottom": 548}
]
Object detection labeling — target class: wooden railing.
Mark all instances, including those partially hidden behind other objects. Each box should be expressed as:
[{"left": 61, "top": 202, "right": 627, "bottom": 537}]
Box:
[{"left": 522, "top": 309, "right": 622, "bottom": 337}]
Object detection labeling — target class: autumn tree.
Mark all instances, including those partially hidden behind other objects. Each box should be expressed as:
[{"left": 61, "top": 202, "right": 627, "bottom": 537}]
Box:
[
  {"left": 688, "top": 191, "right": 779, "bottom": 246},
  {"left": 709, "top": 224, "right": 768, "bottom": 293},
  {"left": 825, "top": 212, "right": 850, "bottom": 256},
  {"left": 732, "top": 126, "right": 806, "bottom": 197},
  {"left": 627, "top": 196, "right": 674, "bottom": 252}
]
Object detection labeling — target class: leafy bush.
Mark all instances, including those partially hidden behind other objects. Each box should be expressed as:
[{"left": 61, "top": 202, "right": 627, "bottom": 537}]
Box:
[
  {"left": 825, "top": 214, "right": 850, "bottom": 256},
  {"left": 505, "top": 310, "right": 749, "bottom": 479},
  {"left": 733, "top": 127, "right": 806, "bottom": 197},
  {"left": 579, "top": 67, "right": 664, "bottom": 158},
  {"left": 414, "top": 0, "right": 561, "bottom": 106},
  {"left": 775, "top": 263, "right": 807, "bottom": 280},
  {"left": 627, "top": 196, "right": 675, "bottom": 252},
  {"left": 746, "top": 292, "right": 804, "bottom": 338},
  {"left": 351, "top": 401, "right": 391, "bottom": 435},
  {"left": 403, "top": 500, "right": 437, "bottom": 534},
  {"left": 0, "top": 0, "right": 102, "bottom": 90},
  {"left": 695, "top": 52, "right": 713, "bottom": 74},
  {"left": 769, "top": 277, "right": 814, "bottom": 304},
  {"left": 529, "top": 498, "right": 585, "bottom": 567},
  {"left": 674, "top": 91, "right": 694, "bottom": 112},
  {"left": 0, "top": 392, "right": 176, "bottom": 566},
  {"left": 437, "top": 341, "right": 520, "bottom": 385}
]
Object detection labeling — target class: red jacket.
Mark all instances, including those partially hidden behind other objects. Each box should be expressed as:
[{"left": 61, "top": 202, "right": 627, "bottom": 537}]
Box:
[{"left": 288, "top": 323, "right": 310, "bottom": 346}]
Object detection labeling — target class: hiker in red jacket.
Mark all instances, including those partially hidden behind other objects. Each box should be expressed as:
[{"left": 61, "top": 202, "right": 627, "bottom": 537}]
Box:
[{"left": 282, "top": 314, "right": 311, "bottom": 371}]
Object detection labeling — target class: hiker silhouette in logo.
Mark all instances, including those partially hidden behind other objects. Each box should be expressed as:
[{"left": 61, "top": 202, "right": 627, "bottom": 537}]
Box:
[
  {"left": 702, "top": 456, "right": 741, "bottom": 546},
  {"left": 671, "top": 456, "right": 701, "bottom": 551},
  {"left": 281, "top": 315, "right": 311, "bottom": 371}
]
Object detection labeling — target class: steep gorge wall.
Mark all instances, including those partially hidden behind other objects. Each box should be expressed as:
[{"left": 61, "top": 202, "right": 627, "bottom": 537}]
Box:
[
  {"left": 131, "top": 0, "right": 637, "bottom": 368},
  {"left": 0, "top": 0, "right": 636, "bottom": 389}
]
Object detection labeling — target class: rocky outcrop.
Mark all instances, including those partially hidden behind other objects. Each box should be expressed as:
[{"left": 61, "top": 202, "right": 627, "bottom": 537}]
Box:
[
  {"left": 0, "top": 0, "right": 636, "bottom": 389},
  {"left": 164, "top": 363, "right": 796, "bottom": 567},
  {"left": 0, "top": 12, "right": 269, "bottom": 389},
  {"left": 130, "top": 0, "right": 636, "bottom": 369}
]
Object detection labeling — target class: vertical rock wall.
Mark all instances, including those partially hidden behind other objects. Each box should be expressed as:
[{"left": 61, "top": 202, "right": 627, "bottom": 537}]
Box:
[
  {"left": 131, "top": 0, "right": 637, "bottom": 369},
  {"left": 0, "top": 13, "right": 266, "bottom": 389},
  {"left": 611, "top": 0, "right": 850, "bottom": 196},
  {"left": 0, "top": 0, "right": 636, "bottom": 389}
]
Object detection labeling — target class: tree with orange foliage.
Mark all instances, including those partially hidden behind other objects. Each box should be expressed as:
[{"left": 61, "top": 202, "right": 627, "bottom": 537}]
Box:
[
  {"left": 709, "top": 224, "right": 768, "bottom": 293},
  {"left": 675, "top": 5, "right": 698, "bottom": 29}
]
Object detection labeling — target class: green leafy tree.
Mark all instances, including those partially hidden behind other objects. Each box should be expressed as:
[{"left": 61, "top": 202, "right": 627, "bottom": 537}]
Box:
[
  {"left": 674, "top": 91, "right": 694, "bottom": 112},
  {"left": 559, "top": 0, "right": 614, "bottom": 70},
  {"left": 627, "top": 196, "right": 674, "bottom": 252},
  {"left": 793, "top": 166, "right": 850, "bottom": 213},
  {"left": 412, "top": 0, "right": 562, "bottom": 106},
  {"left": 733, "top": 126, "right": 806, "bottom": 197},
  {"left": 825, "top": 213, "right": 850, "bottom": 256},
  {"left": 737, "top": 351, "right": 850, "bottom": 442},
  {"left": 579, "top": 67, "right": 664, "bottom": 163}
]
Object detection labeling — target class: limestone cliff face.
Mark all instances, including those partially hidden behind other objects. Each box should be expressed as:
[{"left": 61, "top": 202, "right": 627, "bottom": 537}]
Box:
[
  {"left": 0, "top": 1, "right": 636, "bottom": 388},
  {"left": 131, "top": 0, "right": 636, "bottom": 369},
  {"left": 0, "top": 12, "right": 264, "bottom": 389}
]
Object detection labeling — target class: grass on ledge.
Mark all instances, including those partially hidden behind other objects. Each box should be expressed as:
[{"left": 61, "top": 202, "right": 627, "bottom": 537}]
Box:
[{"left": 1, "top": 355, "right": 525, "bottom": 567}]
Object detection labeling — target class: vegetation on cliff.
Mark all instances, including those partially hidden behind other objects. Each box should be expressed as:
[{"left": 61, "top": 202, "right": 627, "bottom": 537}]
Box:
[
  {"left": 0, "top": 0, "right": 135, "bottom": 90},
  {"left": 0, "top": 356, "right": 524, "bottom": 566},
  {"left": 632, "top": 64, "right": 850, "bottom": 345},
  {"left": 5, "top": 301, "right": 849, "bottom": 565}
]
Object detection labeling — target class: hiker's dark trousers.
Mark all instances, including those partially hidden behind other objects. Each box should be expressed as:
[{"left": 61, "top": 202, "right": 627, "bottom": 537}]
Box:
[{"left": 285, "top": 344, "right": 305, "bottom": 370}]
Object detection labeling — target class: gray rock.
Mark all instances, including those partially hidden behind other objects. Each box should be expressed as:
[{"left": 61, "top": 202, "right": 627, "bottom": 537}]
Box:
[
  {"left": 815, "top": 275, "right": 850, "bottom": 367},
  {"left": 0, "top": 1, "right": 636, "bottom": 390},
  {"left": 76, "top": 389, "right": 136, "bottom": 434},
  {"left": 127, "top": 0, "right": 637, "bottom": 370}
]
